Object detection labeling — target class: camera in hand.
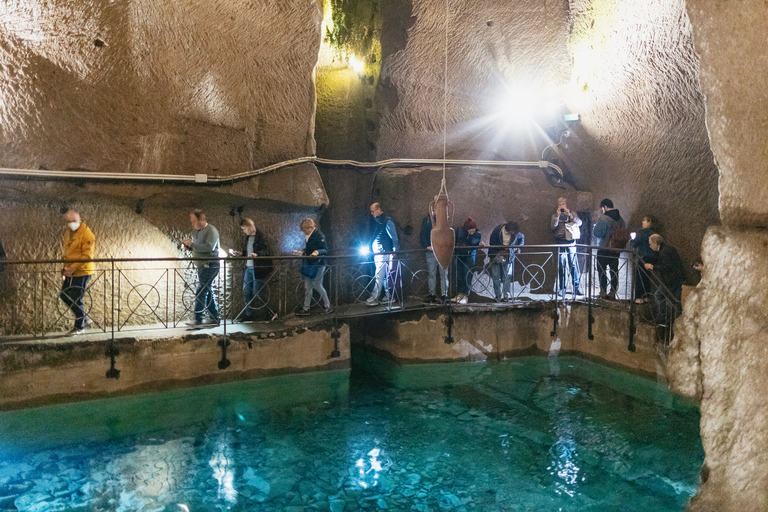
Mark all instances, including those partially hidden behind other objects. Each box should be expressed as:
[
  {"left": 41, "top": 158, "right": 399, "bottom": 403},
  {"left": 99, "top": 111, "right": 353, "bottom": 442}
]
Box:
[{"left": 560, "top": 208, "right": 565, "bottom": 213}]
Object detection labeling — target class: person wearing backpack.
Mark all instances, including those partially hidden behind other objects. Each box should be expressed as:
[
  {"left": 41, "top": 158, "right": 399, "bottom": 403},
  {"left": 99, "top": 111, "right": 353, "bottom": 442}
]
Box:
[{"left": 593, "top": 198, "right": 627, "bottom": 299}]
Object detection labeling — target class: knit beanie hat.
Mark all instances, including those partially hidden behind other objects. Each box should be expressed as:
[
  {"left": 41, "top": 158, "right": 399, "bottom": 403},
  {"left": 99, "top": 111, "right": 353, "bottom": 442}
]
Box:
[{"left": 463, "top": 217, "right": 477, "bottom": 230}]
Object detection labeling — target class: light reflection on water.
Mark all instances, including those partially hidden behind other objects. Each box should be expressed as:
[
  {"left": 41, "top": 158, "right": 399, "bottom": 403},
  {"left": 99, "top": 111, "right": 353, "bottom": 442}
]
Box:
[{"left": 0, "top": 357, "right": 703, "bottom": 511}]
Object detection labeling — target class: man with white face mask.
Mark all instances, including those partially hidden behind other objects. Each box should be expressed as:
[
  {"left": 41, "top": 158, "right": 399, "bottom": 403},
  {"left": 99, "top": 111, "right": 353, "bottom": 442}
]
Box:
[{"left": 60, "top": 209, "right": 95, "bottom": 336}]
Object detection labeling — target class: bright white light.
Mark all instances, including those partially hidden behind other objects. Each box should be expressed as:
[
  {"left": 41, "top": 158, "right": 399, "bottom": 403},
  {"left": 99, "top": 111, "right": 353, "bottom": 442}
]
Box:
[
  {"left": 359, "top": 246, "right": 370, "bottom": 256},
  {"left": 499, "top": 86, "right": 538, "bottom": 125},
  {"left": 349, "top": 56, "right": 365, "bottom": 74},
  {"left": 367, "top": 448, "right": 380, "bottom": 457}
]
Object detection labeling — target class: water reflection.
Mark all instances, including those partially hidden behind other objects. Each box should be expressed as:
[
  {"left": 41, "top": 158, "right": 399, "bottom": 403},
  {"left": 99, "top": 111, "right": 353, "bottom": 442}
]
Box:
[
  {"left": 0, "top": 358, "right": 703, "bottom": 512},
  {"left": 209, "top": 437, "right": 237, "bottom": 505}
]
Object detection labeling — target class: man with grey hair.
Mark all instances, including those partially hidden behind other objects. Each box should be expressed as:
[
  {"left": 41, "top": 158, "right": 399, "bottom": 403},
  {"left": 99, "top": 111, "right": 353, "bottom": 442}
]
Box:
[
  {"left": 644, "top": 233, "right": 686, "bottom": 326},
  {"left": 182, "top": 209, "right": 221, "bottom": 328}
]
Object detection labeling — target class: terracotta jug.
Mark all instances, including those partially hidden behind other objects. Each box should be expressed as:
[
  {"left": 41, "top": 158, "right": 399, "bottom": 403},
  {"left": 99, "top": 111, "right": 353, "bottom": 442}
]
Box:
[{"left": 429, "top": 190, "right": 455, "bottom": 269}]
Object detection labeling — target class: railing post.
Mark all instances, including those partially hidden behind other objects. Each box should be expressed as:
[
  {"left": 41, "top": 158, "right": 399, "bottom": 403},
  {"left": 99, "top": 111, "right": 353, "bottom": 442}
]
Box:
[
  {"left": 111, "top": 260, "right": 115, "bottom": 341},
  {"left": 551, "top": 246, "right": 559, "bottom": 337},
  {"left": 222, "top": 258, "right": 227, "bottom": 338},
  {"left": 105, "top": 260, "right": 119, "bottom": 379},
  {"left": 628, "top": 252, "right": 636, "bottom": 352},
  {"left": 588, "top": 246, "right": 594, "bottom": 340}
]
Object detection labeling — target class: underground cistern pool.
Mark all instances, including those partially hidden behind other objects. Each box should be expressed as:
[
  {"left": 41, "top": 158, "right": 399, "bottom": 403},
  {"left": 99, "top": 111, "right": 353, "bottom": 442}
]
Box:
[{"left": 0, "top": 355, "right": 703, "bottom": 511}]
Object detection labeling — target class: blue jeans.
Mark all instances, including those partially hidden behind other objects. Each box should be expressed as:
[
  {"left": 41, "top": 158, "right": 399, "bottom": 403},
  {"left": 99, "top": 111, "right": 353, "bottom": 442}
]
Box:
[
  {"left": 304, "top": 265, "right": 330, "bottom": 309},
  {"left": 195, "top": 265, "right": 219, "bottom": 321},
  {"left": 491, "top": 256, "right": 513, "bottom": 300},
  {"left": 557, "top": 242, "right": 580, "bottom": 290},
  {"left": 60, "top": 275, "right": 91, "bottom": 329},
  {"left": 426, "top": 251, "right": 448, "bottom": 297},
  {"left": 242, "top": 267, "right": 265, "bottom": 317},
  {"left": 371, "top": 247, "right": 392, "bottom": 300}
]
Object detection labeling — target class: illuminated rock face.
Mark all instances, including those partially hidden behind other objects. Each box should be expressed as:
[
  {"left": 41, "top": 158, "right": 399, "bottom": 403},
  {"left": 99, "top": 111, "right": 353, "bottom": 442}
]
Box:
[
  {"left": 667, "top": 2, "right": 768, "bottom": 510},
  {"left": 376, "top": 0, "right": 570, "bottom": 162},
  {"left": 373, "top": 0, "right": 718, "bottom": 265},
  {"left": 0, "top": 0, "right": 322, "bottom": 175}
]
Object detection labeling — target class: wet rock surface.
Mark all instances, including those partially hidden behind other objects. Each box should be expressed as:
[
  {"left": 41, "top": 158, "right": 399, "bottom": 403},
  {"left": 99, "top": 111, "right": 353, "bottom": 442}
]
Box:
[{"left": 0, "top": 357, "right": 702, "bottom": 511}]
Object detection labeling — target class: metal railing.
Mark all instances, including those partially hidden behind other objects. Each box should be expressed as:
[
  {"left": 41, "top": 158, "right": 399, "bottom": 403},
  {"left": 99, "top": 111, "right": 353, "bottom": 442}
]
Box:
[{"left": 0, "top": 245, "right": 681, "bottom": 349}]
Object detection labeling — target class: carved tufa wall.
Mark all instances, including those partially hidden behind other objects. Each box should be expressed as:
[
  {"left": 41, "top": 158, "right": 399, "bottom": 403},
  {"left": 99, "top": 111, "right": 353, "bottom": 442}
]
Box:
[
  {"left": 666, "top": 1, "right": 768, "bottom": 510},
  {"left": 0, "top": 0, "right": 322, "bottom": 175}
]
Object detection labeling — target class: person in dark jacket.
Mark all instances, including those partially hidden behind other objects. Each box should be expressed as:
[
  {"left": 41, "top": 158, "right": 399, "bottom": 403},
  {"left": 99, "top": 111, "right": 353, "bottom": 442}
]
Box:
[
  {"left": 420, "top": 214, "right": 448, "bottom": 303},
  {"left": 230, "top": 218, "right": 273, "bottom": 321},
  {"left": 644, "top": 234, "right": 686, "bottom": 325},
  {"left": 296, "top": 218, "right": 332, "bottom": 316},
  {"left": 630, "top": 215, "right": 657, "bottom": 303},
  {"left": 366, "top": 203, "right": 399, "bottom": 306},
  {"left": 489, "top": 221, "right": 524, "bottom": 302},
  {"left": 453, "top": 217, "right": 483, "bottom": 305},
  {"left": 593, "top": 198, "right": 625, "bottom": 299}
]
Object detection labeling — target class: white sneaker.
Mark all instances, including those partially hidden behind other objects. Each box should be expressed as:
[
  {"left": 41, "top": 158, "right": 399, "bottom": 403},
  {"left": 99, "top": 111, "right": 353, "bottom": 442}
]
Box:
[
  {"left": 365, "top": 297, "right": 379, "bottom": 306},
  {"left": 458, "top": 295, "right": 468, "bottom": 305},
  {"left": 64, "top": 327, "right": 84, "bottom": 337}
]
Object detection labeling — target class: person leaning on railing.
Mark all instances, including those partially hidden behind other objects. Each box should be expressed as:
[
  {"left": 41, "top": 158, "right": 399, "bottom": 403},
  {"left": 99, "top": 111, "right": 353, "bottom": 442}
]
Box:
[
  {"left": 453, "top": 217, "right": 484, "bottom": 305},
  {"left": 489, "top": 221, "right": 525, "bottom": 302},
  {"left": 644, "top": 233, "right": 686, "bottom": 325},
  {"left": 296, "top": 218, "right": 332, "bottom": 316},
  {"left": 60, "top": 209, "right": 95, "bottom": 336}
]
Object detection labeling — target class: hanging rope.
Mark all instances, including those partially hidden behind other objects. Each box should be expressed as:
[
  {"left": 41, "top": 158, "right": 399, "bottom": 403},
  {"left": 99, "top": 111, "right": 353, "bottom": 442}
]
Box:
[{"left": 440, "top": 0, "right": 449, "bottom": 196}]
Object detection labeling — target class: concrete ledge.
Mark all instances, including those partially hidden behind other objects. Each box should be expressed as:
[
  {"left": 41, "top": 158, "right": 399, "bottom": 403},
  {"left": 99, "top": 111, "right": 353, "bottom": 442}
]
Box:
[
  {"left": 349, "top": 303, "right": 665, "bottom": 380},
  {"left": 0, "top": 324, "right": 350, "bottom": 410}
]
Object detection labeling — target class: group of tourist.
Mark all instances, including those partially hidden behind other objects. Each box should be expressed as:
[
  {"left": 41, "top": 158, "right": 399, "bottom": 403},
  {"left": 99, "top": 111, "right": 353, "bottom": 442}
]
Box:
[{"left": 52, "top": 195, "right": 686, "bottom": 335}]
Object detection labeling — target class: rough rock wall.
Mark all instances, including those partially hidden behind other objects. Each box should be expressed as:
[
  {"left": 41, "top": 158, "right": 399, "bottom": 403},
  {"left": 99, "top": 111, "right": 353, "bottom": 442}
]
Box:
[
  {"left": 0, "top": 0, "right": 322, "bottom": 175},
  {"left": 0, "top": 180, "right": 325, "bottom": 335},
  {"left": 666, "top": 1, "right": 768, "bottom": 510},
  {"left": 372, "top": 0, "right": 718, "bottom": 266},
  {"left": 376, "top": 0, "right": 570, "bottom": 161},
  {"left": 669, "top": 228, "right": 768, "bottom": 512},
  {"left": 683, "top": 2, "right": 768, "bottom": 227},
  {"left": 560, "top": 0, "right": 719, "bottom": 267}
]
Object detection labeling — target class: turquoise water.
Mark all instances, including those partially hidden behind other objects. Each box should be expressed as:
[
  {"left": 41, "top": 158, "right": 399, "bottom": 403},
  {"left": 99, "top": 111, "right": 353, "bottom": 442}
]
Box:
[{"left": 0, "top": 357, "right": 703, "bottom": 511}]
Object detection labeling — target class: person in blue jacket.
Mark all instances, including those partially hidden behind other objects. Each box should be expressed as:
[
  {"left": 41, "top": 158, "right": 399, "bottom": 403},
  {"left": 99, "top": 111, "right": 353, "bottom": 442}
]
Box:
[
  {"left": 630, "top": 215, "right": 657, "bottom": 303},
  {"left": 366, "top": 203, "right": 399, "bottom": 306},
  {"left": 453, "top": 217, "right": 483, "bottom": 305},
  {"left": 296, "top": 218, "right": 332, "bottom": 316},
  {"left": 488, "top": 221, "right": 524, "bottom": 302}
]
